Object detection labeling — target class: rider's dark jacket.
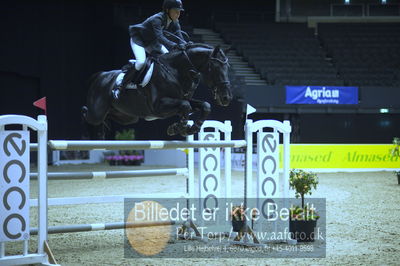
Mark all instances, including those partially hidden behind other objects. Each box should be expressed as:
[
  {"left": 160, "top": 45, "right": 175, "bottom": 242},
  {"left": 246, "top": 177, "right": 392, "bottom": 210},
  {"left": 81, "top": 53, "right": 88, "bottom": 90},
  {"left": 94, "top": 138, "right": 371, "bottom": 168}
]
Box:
[{"left": 129, "top": 12, "right": 185, "bottom": 54}]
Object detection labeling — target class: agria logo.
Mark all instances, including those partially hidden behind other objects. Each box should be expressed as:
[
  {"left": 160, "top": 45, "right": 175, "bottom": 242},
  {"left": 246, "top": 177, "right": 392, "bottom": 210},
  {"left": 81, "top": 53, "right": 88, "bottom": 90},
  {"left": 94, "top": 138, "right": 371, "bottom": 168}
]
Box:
[
  {"left": 304, "top": 86, "right": 340, "bottom": 104},
  {"left": 304, "top": 86, "right": 340, "bottom": 100}
]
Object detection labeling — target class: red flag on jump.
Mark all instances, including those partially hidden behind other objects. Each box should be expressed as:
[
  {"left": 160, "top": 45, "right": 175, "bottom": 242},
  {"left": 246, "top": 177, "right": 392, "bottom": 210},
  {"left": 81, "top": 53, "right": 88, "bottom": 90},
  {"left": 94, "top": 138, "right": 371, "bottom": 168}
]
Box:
[{"left": 33, "top": 97, "right": 47, "bottom": 115}]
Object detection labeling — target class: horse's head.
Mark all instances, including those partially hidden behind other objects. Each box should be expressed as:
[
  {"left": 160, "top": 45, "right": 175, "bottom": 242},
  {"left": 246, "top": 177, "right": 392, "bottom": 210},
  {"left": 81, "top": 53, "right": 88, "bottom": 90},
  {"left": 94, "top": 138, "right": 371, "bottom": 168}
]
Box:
[
  {"left": 166, "top": 43, "right": 233, "bottom": 106},
  {"left": 202, "top": 45, "right": 233, "bottom": 106}
]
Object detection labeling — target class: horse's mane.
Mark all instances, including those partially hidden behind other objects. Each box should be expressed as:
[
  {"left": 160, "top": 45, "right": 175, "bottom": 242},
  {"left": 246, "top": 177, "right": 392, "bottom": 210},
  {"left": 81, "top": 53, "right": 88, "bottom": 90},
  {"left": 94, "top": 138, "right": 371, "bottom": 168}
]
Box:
[
  {"left": 159, "top": 43, "right": 214, "bottom": 62},
  {"left": 187, "top": 43, "right": 229, "bottom": 62},
  {"left": 158, "top": 42, "right": 229, "bottom": 69},
  {"left": 186, "top": 43, "right": 214, "bottom": 50}
]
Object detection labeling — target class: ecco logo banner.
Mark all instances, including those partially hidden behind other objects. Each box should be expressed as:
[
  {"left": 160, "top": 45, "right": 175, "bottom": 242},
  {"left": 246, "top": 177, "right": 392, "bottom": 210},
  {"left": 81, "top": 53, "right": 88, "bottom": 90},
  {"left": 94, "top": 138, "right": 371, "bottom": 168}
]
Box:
[
  {"left": 0, "top": 131, "right": 30, "bottom": 242},
  {"left": 286, "top": 86, "right": 358, "bottom": 104},
  {"left": 257, "top": 131, "right": 280, "bottom": 220},
  {"left": 199, "top": 132, "right": 220, "bottom": 212}
]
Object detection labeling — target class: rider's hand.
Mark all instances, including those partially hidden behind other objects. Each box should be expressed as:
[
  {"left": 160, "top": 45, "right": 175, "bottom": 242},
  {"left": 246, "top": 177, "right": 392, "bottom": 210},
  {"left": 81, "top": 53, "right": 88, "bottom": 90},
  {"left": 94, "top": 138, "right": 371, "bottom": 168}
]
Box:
[{"left": 174, "top": 43, "right": 186, "bottom": 51}]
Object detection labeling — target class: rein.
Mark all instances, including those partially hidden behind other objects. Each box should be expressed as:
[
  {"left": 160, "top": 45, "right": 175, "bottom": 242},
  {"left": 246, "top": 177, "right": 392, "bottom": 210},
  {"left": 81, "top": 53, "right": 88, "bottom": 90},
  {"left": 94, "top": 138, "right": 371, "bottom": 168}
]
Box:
[{"left": 174, "top": 46, "right": 231, "bottom": 99}]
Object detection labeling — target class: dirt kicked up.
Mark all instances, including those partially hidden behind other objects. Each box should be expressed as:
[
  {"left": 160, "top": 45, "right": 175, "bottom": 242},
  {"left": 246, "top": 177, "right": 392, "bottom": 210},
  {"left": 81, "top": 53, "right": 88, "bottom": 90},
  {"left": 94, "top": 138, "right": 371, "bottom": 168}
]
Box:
[{"left": 4, "top": 164, "right": 400, "bottom": 265}]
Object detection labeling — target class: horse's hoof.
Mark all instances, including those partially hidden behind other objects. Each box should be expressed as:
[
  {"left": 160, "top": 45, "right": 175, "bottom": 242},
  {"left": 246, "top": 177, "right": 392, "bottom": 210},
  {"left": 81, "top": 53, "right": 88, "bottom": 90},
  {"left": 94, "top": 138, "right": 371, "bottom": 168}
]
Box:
[
  {"left": 178, "top": 124, "right": 197, "bottom": 137},
  {"left": 167, "top": 123, "right": 178, "bottom": 136},
  {"left": 179, "top": 130, "right": 190, "bottom": 137},
  {"left": 182, "top": 125, "right": 200, "bottom": 136},
  {"left": 189, "top": 125, "right": 201, "bottom": 135},
  {"left": 167, "top": 128, "right": 177, "bottom": 136}
]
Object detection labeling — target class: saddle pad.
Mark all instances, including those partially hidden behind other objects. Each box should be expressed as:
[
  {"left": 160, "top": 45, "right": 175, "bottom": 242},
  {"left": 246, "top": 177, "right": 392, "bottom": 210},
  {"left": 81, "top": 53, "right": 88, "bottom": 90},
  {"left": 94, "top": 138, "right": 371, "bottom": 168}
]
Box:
[{"left": 116, "top": 60, "right": 154, "bottom": 89}]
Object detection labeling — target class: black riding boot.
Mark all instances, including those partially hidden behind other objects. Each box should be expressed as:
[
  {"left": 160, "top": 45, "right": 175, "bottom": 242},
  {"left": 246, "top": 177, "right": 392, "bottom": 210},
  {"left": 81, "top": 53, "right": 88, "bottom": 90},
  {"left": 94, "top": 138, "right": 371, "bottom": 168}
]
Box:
[{"left": 113, "top": 66, "right": 138, "bottom": 99}]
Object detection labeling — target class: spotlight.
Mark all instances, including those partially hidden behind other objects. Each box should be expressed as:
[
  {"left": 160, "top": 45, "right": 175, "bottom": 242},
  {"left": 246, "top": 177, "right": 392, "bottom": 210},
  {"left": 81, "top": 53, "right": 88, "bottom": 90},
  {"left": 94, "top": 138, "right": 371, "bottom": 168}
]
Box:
[{"left": 380, "top": 108, "right": 389, "bottom": 113}]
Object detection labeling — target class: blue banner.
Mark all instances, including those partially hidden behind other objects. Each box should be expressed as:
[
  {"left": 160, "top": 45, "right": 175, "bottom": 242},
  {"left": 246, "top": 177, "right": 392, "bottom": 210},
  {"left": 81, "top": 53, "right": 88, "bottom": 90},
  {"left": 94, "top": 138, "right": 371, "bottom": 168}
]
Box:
[{"left": 286, "top": 86, "right": 358, "bottom": 105}]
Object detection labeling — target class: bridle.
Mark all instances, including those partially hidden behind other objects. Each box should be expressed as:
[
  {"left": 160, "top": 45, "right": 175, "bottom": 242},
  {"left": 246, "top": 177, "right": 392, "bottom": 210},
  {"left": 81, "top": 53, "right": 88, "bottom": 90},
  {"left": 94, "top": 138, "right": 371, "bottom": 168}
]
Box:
[
  {"left": 207, "top": 53, "right": 231, "bottom": 100},
  {"left": 159, "top": 29, "right": 232, "bottom": 101},
  {"left": 181, "top": 46, "right": 231, "bottom": 100}
]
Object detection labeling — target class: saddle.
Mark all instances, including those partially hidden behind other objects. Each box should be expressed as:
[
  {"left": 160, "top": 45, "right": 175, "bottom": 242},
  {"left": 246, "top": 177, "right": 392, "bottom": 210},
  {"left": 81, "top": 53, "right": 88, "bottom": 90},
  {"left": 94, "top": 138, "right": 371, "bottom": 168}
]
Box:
[{"left": 120, "top": 57, "right": 155, "bottom": 89}]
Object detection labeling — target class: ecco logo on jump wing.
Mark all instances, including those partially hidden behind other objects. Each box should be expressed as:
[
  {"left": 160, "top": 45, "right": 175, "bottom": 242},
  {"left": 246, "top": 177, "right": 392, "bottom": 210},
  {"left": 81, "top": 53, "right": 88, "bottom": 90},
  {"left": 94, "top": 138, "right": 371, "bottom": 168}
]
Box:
[{"left": 1, "top": 131, "right": 30, "bottom": 242}]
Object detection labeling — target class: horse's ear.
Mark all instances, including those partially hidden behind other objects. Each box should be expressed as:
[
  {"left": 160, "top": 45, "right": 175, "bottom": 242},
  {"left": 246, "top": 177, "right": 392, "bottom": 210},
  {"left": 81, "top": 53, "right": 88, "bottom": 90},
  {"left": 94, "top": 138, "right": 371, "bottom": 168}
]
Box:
[{"left": 211, "top": 45, "right": 220, "bottom": 58}]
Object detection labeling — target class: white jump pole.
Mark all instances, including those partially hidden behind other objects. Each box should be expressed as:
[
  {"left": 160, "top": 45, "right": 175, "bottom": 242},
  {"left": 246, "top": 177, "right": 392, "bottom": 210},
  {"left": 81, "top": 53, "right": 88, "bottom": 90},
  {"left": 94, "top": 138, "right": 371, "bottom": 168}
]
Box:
[
  {"left": 30, "top": 168, "right": 188, "bottom": 180},
  {"left": 30, "top": 221, "right": 177, "bottom": 235},
  {"left": 224, "top": 120, "right": 232, "bottom": 199},
  {"left": 245, "top": 119, "right": 254, "bottom": 204},
  {"left": 37, "top": 115, "right": 48, "bottom": 255},
  {"left": 48, "top": 140, "right": 246, "bottom": 151}
]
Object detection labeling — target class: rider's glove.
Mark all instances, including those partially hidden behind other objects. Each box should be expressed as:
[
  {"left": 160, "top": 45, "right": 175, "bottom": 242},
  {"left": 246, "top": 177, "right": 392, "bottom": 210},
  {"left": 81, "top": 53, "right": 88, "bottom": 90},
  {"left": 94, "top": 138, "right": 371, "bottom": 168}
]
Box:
[{"left": 174, "top": 43, "right": 186, "bottom": 51}]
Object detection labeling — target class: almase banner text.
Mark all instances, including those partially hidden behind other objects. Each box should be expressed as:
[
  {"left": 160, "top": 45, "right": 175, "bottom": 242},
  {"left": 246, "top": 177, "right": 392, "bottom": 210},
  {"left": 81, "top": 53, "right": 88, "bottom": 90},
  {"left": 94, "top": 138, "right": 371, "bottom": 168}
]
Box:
[{"left": 285, "top": 144, "right": 399, "bottom": 169}]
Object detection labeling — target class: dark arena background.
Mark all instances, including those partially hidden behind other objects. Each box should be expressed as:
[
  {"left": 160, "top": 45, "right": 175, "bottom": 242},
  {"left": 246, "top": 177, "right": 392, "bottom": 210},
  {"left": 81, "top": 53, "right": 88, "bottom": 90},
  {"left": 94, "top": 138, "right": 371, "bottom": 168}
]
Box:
[
  {"left": 1, "top": 1, "right": 400, "bottom": 265},
  {"left": 1, "top": 0, "right": 399, "bottom": 142}
]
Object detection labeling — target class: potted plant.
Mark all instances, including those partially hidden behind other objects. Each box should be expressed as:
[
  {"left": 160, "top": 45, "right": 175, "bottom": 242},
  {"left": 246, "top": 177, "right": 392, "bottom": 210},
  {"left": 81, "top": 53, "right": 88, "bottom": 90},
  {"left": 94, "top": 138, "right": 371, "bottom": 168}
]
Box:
[
  {"left": 231, "top": 205, "right": 246, "bottom": 232},
  {"left": 390, "top": 137, "right": 400, "bottom": 185},
  {"left": 115, "top": 128, "right": 135, "bottom": 142},
  {"left": 289, "top": 169, "right": 319, "bottom": 242}
]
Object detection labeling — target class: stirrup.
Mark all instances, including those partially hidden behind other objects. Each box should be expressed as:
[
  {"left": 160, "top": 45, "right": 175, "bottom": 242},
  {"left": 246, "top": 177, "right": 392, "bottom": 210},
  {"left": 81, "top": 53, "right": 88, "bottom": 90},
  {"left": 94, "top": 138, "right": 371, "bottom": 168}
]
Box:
[{"left": 112, "top": 88, "right": 120, "bottom": 99}]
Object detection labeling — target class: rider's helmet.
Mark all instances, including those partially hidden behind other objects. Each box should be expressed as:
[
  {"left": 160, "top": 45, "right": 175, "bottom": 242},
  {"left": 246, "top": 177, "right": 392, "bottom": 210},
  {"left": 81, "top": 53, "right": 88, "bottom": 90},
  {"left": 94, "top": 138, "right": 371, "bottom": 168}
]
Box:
[{"left": 162, "top": 0, "right": 184, "bottom": 11}]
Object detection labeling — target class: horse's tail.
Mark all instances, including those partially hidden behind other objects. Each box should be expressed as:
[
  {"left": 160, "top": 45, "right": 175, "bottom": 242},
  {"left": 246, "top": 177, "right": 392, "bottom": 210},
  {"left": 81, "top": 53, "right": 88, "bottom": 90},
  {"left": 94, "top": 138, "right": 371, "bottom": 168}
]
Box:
[
  {"left": 82, "top": 70, "right": 120, "bottom": 140},
  {"left": 81, "top": 105, "right": 88, "bottom": 121},
  {"left": 81, "top": 105, "right": 90, "bottom": 139},
  {"left": 83, "top": 71, "right": 110, "bottom": 125},
  {"left": 82, "top": 71, "right": 101, "bottom": 124}
]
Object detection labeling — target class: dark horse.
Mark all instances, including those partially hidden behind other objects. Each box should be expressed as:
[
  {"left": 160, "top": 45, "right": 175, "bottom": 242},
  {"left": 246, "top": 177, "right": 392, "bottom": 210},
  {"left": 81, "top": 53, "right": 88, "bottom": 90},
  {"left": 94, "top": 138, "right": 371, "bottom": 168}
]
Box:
[{"left": 82, "top": 43, "right": 232, "bottom": 139}]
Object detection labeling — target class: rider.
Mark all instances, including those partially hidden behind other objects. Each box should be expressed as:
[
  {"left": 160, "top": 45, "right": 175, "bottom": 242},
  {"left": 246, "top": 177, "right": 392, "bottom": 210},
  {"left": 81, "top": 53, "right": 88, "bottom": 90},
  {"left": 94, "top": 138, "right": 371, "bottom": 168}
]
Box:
[{"left": 113, "top": 0, "right": 187, "bottom": 99}]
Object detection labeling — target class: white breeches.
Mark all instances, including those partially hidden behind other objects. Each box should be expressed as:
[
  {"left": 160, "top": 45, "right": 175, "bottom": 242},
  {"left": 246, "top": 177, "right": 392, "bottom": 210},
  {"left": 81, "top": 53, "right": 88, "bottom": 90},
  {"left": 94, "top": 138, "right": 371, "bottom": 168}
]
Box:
[
  {"left": 130, "top": 39, "right": 169, "bottom": 70},
  {"left": 130, "top": 39, "right": 146, "bottom": 70}
]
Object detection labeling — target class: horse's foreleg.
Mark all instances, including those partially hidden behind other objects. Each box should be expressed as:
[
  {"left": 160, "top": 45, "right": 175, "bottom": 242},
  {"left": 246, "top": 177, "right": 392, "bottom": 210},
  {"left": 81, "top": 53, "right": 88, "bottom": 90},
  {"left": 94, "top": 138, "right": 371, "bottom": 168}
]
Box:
[
  {"left": 186, "top": 99, "right": 211, "bottom": 135},
  {"left": 156, "top": 97, "right": 192, "bottom": 136}
]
